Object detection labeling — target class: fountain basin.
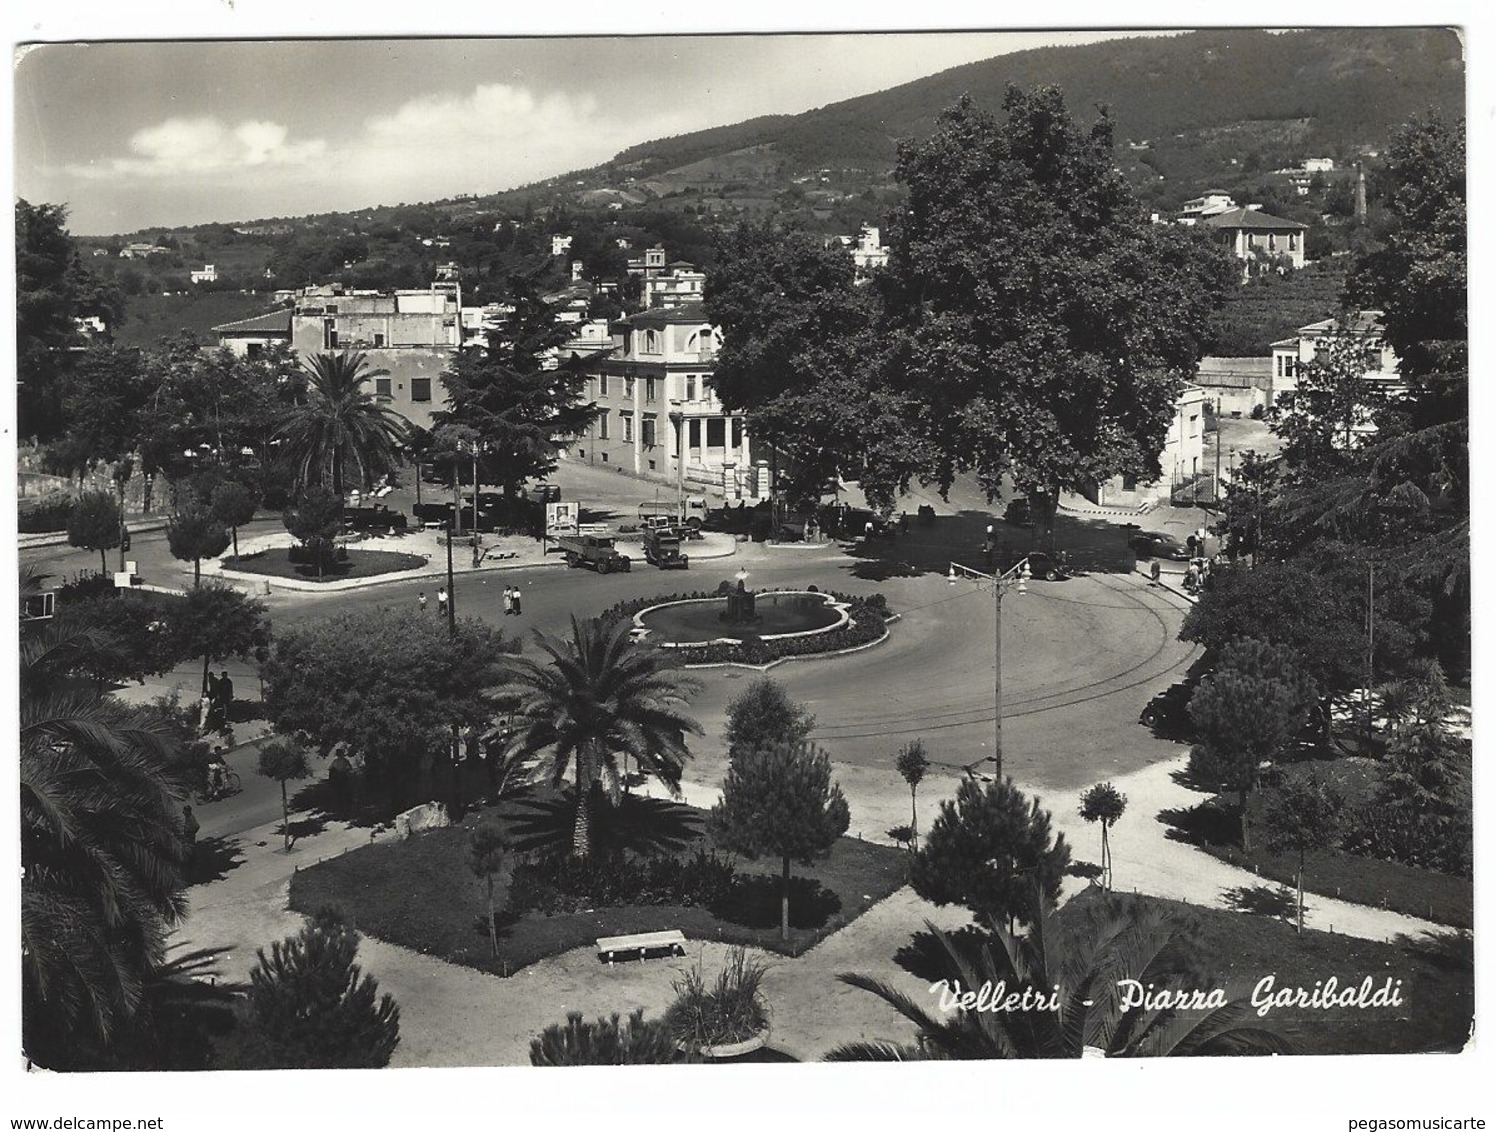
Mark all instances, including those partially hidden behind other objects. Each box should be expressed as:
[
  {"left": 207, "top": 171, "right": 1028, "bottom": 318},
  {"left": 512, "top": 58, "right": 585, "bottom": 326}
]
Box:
[{"left": 633, "top": 591, "right": 849, "bottom": 647}]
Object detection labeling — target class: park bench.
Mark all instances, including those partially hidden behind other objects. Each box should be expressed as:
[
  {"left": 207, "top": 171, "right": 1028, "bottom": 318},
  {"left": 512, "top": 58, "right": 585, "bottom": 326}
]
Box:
[{"left": 596, "top": 930, "right": 687, "bottom": 965}]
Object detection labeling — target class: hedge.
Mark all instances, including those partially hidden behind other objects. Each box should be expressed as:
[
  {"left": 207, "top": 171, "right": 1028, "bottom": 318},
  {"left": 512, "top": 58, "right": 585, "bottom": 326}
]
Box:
[
  {"left": 600, "top": 588, "right": 891, "bottom": 666},
  {"left": 19, "top": 496, "right": 75, "bottom": 533}
]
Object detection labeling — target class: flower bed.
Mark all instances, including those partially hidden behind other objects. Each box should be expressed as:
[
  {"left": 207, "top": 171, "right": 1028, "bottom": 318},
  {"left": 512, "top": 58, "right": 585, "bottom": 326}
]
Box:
[
  {"left": 601, "top": 589, "right": 891, "bottom": 666},
  {"left": 226, "top": 546, "right": 428, "bottom": 582}
]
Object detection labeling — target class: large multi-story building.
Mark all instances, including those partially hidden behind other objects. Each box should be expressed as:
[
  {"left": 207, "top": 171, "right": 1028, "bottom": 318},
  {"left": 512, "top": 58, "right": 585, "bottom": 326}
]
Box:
[
  {"left": 574, "top": 302, "right": 759, "bottom": 499},
  {"left": 1200, "top": 206, "right": 1308, "bottom": 275},
  {"left": 1083, "top": 384, "right": 1207, "bottom": 508},
  {"left": 1269, "top": 310, "right": 1403, "bottom": 417}
]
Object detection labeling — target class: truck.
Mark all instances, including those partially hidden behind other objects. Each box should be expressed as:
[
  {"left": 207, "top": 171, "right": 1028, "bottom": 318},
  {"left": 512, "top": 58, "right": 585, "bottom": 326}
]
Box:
[
  {"left": 638, "top": 495, "right": 708, "bottom": 532},
  {"left": 555, "top": 533, "right": 632, "bottom": 574},
  {"left": 641, "top": 525, "right": 690, "bottom": 569}
]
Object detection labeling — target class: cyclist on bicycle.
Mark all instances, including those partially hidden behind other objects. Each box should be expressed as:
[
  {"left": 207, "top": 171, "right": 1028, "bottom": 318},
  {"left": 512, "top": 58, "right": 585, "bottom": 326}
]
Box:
[{"left": 207, "top": 754, "right": 228, "bottom": 799}]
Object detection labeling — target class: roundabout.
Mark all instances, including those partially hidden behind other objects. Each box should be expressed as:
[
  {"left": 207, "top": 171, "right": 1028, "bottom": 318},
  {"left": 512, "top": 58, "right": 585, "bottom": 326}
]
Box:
[{"left": 634, "top": 589, "right": 848, "bottom": 645}]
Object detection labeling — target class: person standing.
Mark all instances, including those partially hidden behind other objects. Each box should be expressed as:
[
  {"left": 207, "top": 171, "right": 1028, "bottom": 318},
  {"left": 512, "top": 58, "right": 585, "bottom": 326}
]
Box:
[
  {"left": 418, "top": 591, "right": 428, "bottom": 614},
  {"left": 437, "top": 587, "right": 449, "bottom": 618},
  {"left": 503, "top": 586, "right": 515, "bottom": 615},
  {"left": 219, "top": 670, "right": 234, "bottom": 715},
  {"left": 511, "top": 584, "right": 522, "bottom": 616},
  {"left": 180, "top": 804, "right": 199, "bottom": 872}
]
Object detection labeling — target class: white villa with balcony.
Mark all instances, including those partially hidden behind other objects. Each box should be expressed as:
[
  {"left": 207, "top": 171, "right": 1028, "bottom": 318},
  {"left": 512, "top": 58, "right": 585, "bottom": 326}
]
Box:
[{"left": 575, "top": 303, "right": 760, "bottom": 499}]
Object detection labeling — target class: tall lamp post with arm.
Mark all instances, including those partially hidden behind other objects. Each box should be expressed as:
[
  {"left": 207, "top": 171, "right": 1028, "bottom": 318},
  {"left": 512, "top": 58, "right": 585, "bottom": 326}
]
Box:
[{"left": 949, "top": 557, "right": 1030, "bottom": 780}]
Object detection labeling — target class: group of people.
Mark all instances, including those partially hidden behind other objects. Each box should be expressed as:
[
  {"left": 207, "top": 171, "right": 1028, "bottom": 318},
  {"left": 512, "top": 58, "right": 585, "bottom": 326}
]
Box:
[
  {"left": 501, "top": 585, "right": 523, "bottom": 616},
  {"left": 197, "top": 670, "right": 234, "bottom": 735},
  {"left": 417, "top": 588, "right": 450, "bottom": 616}
]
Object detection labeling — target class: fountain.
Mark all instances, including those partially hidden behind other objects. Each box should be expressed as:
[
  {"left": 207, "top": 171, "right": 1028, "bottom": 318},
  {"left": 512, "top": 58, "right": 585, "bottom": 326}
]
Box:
[{"left": 720, "top": 572, "right": 759, "bottom": 625}]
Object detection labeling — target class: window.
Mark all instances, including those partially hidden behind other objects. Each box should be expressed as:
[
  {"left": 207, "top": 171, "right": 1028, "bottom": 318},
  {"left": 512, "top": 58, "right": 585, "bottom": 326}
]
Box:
[
  {"left": 597, "top": 411, "right": 609, "bottom": 440},
  {"left": 645, "top": 377, "right": 657, "bottom": 403},
  {"left": 685, "top": 375, "right": 697, "bottom": 401},
  {"left": 642, "top": 416, "right": 657, "bottom": 447},
  {"left": 622, "top": 413, "right": 634, "bottom": 443},
  {"left": 245, "top": 343, "right": 263, "bottom": 360},
  {"left": 688, "top": 419, "right": 701, "bottom": 448},
  {"left": 625, "top": 377, "right": 635, "bottom": 400},
  {"left": 598, "top": 373, "right": 609, "bottom": 397},
  {"left": 1289, "top": 232, "right": 1300, "bottom": 250},
  {"left": 1268, "top": 234, "right": 1277, "bottom": 250},
  {"left": 1122, "top": 473, "right": 1138, "bottom": 491},
  {"left": 706, "top": 418, "right": 726, "bottom": 447},
  {"left": 324, "top": 318, "right": 338, "bottom": 350},
  {"left": 375, "top": 377, "right": 393, "bottom": 398},
  {"left": 731, "top": 418, "right": 744, "bottom": 449},
  {"left": 411, "top": 378, "right": 432, "bottom": 403},
  {"left": 644, "top": 329, "right": 660, "bottom": 354}
]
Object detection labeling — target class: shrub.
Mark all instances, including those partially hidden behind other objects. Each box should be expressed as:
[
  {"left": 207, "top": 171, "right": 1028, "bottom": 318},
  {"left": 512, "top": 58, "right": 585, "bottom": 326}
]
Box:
[
  {"left": 507, "top": 848, "right": 737, "bottom": 916},
  {"left": 1342, "top": 806, "right": 1473, "bottom": 878},
  {"left": 530, "top": 1009, "right": 694, "bottom": 1066},
  {"left": 55, "top": 570, "right": 119, "bottom": 604},
  {"left": 664, "top": 947, "right": 769, "bottom": 1052},
  {"left": 18, "top": 496, "right": 74, "bottom": 533}
]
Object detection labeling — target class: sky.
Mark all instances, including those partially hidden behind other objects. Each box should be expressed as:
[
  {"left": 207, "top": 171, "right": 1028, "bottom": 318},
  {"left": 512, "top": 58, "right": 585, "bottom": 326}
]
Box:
[{"left": 13, "top": 28, "right": 1178, "bottom": 235}]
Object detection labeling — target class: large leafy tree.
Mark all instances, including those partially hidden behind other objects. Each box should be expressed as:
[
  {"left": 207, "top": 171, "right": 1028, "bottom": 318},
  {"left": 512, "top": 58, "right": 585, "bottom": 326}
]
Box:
[
  {"left": 277, "top": 351, "right": 409, "bottom": 496},
  {"left": 500, "top": 616, "right": 702, "bottom": 859},
  {"left": 238, "top": 907, "right": 400, "bottom": 1069},
  {"left": 709, "top": 739, "right": 851, "bottom": 941},
  {"left": 705, "top": 223, "right": 925, "bottom": 510},
  {"left": 1186, "top": 638, "right": 1319, "bottom": 851},
  {"left": 20, "top": 618, "right": 190, "bottom": 1068},
  {"left": 45, "top": 345, "right": 150, "bottom": 483},
  {"left": 17, "top": 200, "right": 95, "bottom": 441},
  {"left": 137, "top": 337, "right": 297, "bottom": 491},
  {"left": 263, "top": 607, "right": 513, "bottom": 815},
  {"left": 172, "top": 582, "right": 269, "bottom": 696},
  {"left": 881, "top": 88, "right": 1235, "bottom": 541},
  {"left": 827, "top": 896, "right": 1295, "bottom": 1060},
  {"left": 910, "top": 775, "right": 1071, "bottom": 932},
  {"left": 438, "top": 268, "right": 602, "bottom": 495}
]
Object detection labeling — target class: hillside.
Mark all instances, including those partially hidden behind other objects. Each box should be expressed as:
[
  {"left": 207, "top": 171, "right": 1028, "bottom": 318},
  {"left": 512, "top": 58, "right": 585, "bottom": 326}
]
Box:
[
  {"left": 1206, "top": 257, "right": 1353, "bottom": 356},
  {"left": 588, "top": 28, "right": 1462, "bottom": 206}
]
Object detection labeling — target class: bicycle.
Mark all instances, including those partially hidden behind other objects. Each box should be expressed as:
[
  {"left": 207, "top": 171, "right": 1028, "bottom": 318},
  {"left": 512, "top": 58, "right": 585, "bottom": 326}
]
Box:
[{"left": 200, "top": 770, "right": 243, "bottom": 804}]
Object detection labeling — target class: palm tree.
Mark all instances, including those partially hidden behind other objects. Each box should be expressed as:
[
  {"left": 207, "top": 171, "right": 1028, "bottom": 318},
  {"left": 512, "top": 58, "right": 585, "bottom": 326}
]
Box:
[
  {"left": 277, "top": 352, "right": 410, "bottom": 497},
  {"left": 825, "top": 895, "right": 1296, "bottom": 1060},
  {"left": 20, "top": 620, "right": 191, "bottom": 1066},
  {"left": 499, "top": 616, "right": 702, "bottom": 858}
]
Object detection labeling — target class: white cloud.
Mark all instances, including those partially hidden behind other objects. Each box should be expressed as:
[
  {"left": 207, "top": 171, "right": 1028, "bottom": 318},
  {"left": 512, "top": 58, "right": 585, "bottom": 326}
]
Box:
[{"left": 66, "top": 115, "right": 326, "bottom": 179}]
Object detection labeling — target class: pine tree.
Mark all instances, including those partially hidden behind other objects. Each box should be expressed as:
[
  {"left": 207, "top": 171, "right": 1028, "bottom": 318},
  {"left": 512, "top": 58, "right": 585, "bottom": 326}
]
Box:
[
  {"left": 709, "top": 740, "right": 850, "bottom": 941},
  {"left": 257, "top": 739, "right": 312, "bottom": 853},
  {"left": 68, "top": 488, "right": 123, "bottom": 575},
  {"left": 724, "top": 676, "right": 816, "bottom": 758},
  {"left": 240, "top": 907, "right": 400, "bottom": 1069},
  {"left": 911, "top": 776, "right": 1071, "bottom": 932},
  {"left": 165, "top": 502, "right": 230, "bottom": 588}
]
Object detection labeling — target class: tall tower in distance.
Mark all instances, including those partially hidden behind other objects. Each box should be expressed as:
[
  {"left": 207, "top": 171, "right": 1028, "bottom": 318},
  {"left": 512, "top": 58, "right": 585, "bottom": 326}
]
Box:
[{"left": 1355, "top": 164, "right": 1368, "bottom": 222}]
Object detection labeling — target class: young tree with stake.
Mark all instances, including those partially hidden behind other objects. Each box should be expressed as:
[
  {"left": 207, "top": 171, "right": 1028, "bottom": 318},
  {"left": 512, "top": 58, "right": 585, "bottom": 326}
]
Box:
[
  {"left": 895, "top": 739, "right": 930, "bottom": 846},
  {"left": 1078, "top": 781, "right": 1127, "bottom": 890},
  {"left": 165, "top": 502, "right": 230, "bottom": 587},
  {"left": 1260, "top": 774, "right": 1346, "bottom": 933},
  {"left": 67, "top": 489, "right": 123, "bottom": 574},
  {"left": 258, "top": 738, "right": 312, "bottom": 852},
  {"left": 469, "top": 823, "right": 509, "bottom": 958}
]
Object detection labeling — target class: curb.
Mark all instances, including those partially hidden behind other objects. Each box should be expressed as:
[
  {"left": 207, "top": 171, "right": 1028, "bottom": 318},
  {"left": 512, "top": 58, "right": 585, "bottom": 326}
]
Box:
[
  {"left": 1133, "top": 566, "right": 1198, "bottom": 604},
  {"left": 217, "top": 556, "right": 569, "bottom": 594},
  {"left": 682, "top": 616, "right": 895, "bottom": 672}
]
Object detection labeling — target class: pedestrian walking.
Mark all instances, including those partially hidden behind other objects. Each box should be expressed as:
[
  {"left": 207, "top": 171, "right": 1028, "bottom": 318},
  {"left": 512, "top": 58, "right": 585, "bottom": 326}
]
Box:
[
  {"left": 1149, "top": 561, "right": 1162, "bottom": 586},
  {"left": 219, "top": 670, "right": 234, "bottom": 713},
  {"left": 437, "top": 587, "right": 449, "bottom": 617},
  {"left": 511, "top": 585, "right": 522, "bottom": 616},
  {"left": 198, "top": 691, "right": 213, "bottom": 734},
  {"left": 418, "top": 591, "right": 428, "bottom": 613},
  {"left": 503, "top": 586, "right": 516, "bottom": 615}
]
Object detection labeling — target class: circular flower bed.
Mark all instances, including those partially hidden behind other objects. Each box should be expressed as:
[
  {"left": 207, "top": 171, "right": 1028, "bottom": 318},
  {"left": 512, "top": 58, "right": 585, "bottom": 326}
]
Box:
[
  {"left": 226, "top": 546, "right": 428, "bottom": 582},
  {"left": 635, "top": 590, "right": 845, "bottom": 645},
  {"left": 601, "top": 589, "right": 891, "bottom": 667}
]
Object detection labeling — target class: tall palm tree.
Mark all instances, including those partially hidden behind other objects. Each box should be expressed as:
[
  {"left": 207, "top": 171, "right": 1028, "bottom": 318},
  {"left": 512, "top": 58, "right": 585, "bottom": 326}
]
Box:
[
  {"left": 499, "top": 616, "right": 703, "bottom": 858},
  {"left": 20, "top": 619, "right": 190, "bottom": 1067},
  {"left": 277, "top": 352, "right": 410, "bottom": 497},
  {"left": 825, "top": 896, "right": 1296, "bottom": 1061}
]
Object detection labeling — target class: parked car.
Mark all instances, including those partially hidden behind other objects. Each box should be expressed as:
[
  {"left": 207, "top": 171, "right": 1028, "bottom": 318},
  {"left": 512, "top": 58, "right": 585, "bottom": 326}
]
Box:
[
  {"left": 1129, "top": 531, "right": 1190, "bottom": 561},
  {"left": 1021, "top": 550, "right": 1069, "bottom": 582},
  {"left": 1139, "top": 678, "right": 1200, "bottom": 737},
  {"left": 528, "top": 483, "right": 561, "bottom": 503},
  {"left": 1003, "top": 498, "right": 1033, "bottom": 527}
]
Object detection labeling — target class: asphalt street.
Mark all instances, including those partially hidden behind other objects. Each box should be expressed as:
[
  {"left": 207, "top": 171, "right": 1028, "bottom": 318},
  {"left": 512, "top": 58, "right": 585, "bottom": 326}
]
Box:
[{"left": 24, "top": 465, "right": 1203, "bottom": 842}]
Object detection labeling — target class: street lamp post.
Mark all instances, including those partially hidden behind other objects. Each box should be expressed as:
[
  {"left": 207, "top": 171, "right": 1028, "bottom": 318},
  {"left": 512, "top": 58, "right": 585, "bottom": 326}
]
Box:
[{"left": 949, "top": 557, "right": 1029, "bottom": 780}]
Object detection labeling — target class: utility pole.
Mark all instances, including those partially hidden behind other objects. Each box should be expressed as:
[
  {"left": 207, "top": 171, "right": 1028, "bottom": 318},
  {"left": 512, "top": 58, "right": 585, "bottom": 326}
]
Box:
[
  {"left": 951, "top": 558, "right": 1029, "bottom": 781},
  {"left": 446, "top": 515, "right": 457, "bottom": 633},
  {"left": 1365, "top": 563, "right": 1375, "bottom": 743}
]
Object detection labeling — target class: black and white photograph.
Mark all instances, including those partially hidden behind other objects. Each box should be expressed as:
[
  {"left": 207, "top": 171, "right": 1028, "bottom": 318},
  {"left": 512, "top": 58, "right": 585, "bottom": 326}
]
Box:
[{"left": 7, "top": 6, "right": 1487, "bottom": 1126}]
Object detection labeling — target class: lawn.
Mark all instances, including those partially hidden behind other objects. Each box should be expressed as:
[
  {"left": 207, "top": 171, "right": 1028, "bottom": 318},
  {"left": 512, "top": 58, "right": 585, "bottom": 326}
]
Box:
[
  {"left": 1062, "top": 889, "right": 1472, "bottom": 1056},
  {"left": 228, "top": 547, "right": 428, "bottom": 582},
  {"left": 289, "top": 797, "right": 910, "bottom": 977},
  {"left": 1161, "top": 784, "right": 1473, "bottom": 929}
]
